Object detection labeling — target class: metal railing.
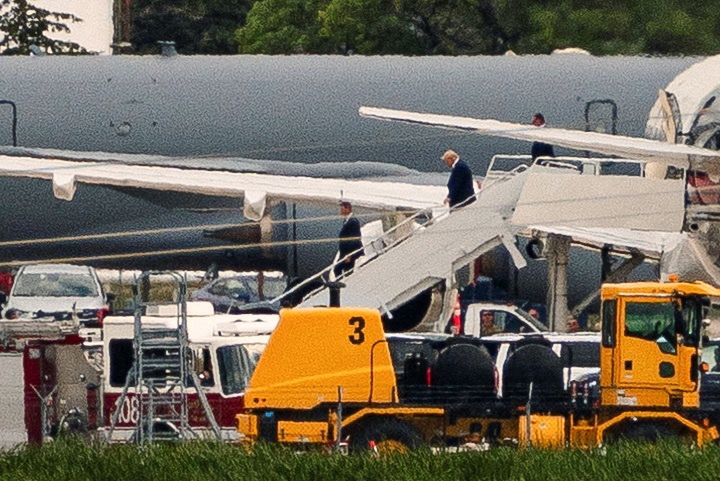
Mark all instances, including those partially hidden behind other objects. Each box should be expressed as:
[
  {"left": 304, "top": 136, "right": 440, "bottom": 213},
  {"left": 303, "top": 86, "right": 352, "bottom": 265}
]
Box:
[{"left": 0, "top": 100, "right": 17, "bottom": 147}]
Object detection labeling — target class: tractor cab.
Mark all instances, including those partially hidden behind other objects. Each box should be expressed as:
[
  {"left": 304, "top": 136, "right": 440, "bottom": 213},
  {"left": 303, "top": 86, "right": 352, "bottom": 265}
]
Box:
[{"left": 599, "top": 280, "right": 719, "bottom": 409}]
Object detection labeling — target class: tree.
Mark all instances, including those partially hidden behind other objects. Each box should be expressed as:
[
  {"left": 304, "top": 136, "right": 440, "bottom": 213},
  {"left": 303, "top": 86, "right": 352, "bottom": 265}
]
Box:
[
  {"left": 519, "top": 0, "right": 720, "bottom": 55},
  {"left": 236, "top": 0, "right": 331, "bottom": 54},
  {"left": 238, "top": 0, "right": 512, "bottom": 55},
  {"left": 133, "top": 0, "right": 252, "bottom": 54},
  {"left": 0, "top": 0, "right": 86, "bottom": 55},
  {"left": 318, "top": 0, "right": 422, "bottom": 54},
  {"left": 394, "top": 0, "right": 513, "bottom": 55},
  {"left": 148, "top": 0, "right": 720, "bottom": 56}
]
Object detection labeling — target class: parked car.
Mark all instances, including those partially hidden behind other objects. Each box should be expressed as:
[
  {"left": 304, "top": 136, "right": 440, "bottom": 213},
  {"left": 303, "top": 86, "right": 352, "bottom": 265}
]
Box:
[
  {"left": 190, "top": 274, "right": 288, "bottom": 314},
  {"left": 4, "top": 264, "right": 111, "bottom": 325}
]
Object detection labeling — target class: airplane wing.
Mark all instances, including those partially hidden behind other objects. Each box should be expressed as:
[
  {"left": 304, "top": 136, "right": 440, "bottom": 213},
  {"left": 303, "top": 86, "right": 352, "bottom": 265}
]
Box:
[
  {"left": 359, "top": 106, "right": 720, "bottom": 170},
  {"left": 522, "top": 224, "right": 684, "bottom": 259},
  {"left": 0, "top": 154, "right": 447, "bottom": 220}
]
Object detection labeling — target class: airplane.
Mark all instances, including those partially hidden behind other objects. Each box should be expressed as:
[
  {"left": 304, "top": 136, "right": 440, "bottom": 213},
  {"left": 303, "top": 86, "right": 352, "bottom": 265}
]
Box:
[
  {"left": 0, "top": 102, "right": 713, "bottom": 332},
  {"left": 0, "top": 54, "right": 716, "bottom": 331},
  {"left": 0, "top": 54, "right": 695, "bottom": 280},
  {"left": 291, "top": 54, "right": 720, "bottom": 330},
  {"left": 298, "top": 106, "right": 715, "bottom": 331}
]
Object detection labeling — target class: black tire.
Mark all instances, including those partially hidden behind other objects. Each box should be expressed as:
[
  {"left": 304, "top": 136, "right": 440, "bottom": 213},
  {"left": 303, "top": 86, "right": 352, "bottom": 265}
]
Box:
[
  {"left": 350, "top": 419, "right": 422, "bottom": 454},
  {"left": 432, "top": 343, "right": 496, "bottom": 401},
  {"left": 608, "top": 421, "right": 682, "bottom": 443},
  {"left": 503, "top": 344, "right": 564, "bottom": 404}
]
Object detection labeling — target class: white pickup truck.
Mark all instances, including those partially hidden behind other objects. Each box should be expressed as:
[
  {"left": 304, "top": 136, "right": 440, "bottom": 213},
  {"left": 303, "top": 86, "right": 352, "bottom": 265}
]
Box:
[
  {"left": 4, "top": 263, "right": 111, "bottom": 325},
  {"left": 463, "top": 302, "right": 547, "bottom": 336}
]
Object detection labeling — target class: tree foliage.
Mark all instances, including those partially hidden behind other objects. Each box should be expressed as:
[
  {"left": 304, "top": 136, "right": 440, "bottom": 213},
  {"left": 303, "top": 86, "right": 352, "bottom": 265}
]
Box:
[
  {"left": 234, "top": 0, "right": 720, "bottom": 55},
  {"left": 4, "top": 0, "right": 718, "bottom": 56},
  {"left": 236, "top": 0, "right": 329, "bottom": 53},
  {"left": 133, "top": 0, "right": 252, "bottom": 54},
  {"left": 0, "top": 0, "right": 87, "bottom": 55}
]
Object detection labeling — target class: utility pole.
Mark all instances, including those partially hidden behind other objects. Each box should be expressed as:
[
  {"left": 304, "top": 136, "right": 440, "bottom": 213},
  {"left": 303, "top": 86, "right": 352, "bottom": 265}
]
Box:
[{"left": 112, "top": 0, "right": 133, "bottom": 54}]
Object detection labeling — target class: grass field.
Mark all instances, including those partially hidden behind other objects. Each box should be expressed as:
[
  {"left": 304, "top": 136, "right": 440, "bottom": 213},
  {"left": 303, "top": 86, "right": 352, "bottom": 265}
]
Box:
[
  {"left": 103, "top": 280, "right": 205, "bottom": 312},
  {"left": 1, "top": 440, "right": 720, "bottom": 481}
]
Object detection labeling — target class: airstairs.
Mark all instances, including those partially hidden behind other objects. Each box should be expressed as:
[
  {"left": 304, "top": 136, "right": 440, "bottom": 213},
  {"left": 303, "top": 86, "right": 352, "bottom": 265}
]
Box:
[
  {"left": 295, "top": 155, "right": 686, "bottom": 327},
  {"left": 298, "top": 159, "right": 530, "bottom": 321},
  {"left": 107, "top": 271, "right": 221, "bottom": 443}
]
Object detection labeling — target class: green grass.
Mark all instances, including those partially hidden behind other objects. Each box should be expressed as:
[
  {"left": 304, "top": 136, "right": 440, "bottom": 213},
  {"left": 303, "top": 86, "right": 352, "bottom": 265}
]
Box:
[
  {"left": 104, "top": 281, "right": 204, "bottom": 312},
  {"left": 1, "top": 440, "right": 720, "bottom": 481}
]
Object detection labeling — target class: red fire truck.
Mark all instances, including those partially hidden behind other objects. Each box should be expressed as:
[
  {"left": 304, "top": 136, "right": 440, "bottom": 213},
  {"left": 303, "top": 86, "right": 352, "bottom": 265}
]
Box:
[{"left": 4, "top": 302, "right": 274, "bottom": 444}]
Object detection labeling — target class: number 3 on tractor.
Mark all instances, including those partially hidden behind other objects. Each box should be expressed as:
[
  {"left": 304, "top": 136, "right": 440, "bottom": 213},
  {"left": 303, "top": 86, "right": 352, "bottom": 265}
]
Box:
[{"left": 348, "top": 316, "right": 365, "bottom": 345}]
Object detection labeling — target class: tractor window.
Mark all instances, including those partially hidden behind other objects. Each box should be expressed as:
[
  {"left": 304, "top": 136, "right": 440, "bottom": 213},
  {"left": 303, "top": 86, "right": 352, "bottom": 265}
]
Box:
[
  {"left": 601, "top": 299, "right": 616, "bottom": 347},
  {"left": 624, "top": 301, "right": 676, "bottom": 354},
  {"left": 680, "top": 297, "right": 702, "bottom": 347}
]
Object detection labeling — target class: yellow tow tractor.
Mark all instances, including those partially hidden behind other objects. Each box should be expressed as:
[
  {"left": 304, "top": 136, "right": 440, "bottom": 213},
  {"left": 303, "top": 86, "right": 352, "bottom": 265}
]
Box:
[{"left": 237, "top": 279, "right": 720, "bottom": 451}]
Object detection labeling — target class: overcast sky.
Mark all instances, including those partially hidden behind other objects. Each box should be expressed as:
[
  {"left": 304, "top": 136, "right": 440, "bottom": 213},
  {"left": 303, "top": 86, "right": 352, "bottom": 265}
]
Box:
[{"left": 34, "top": 0, "right": 114, "bottom": 54}]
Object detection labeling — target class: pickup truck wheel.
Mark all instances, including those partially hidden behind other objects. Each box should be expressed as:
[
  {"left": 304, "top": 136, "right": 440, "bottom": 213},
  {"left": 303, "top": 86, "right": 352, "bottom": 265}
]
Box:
[{"left": 350, "top": 419, "right": 421, "bottom": 454}]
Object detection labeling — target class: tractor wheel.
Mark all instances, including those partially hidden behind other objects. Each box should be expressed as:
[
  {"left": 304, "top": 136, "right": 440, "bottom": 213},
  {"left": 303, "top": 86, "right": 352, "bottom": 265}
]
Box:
[
  {"left": 350, "top": 419, "right": 422, "bottom": 454},
  {"left": 607, "top": 421, "right": 683, "bottom": 443}
]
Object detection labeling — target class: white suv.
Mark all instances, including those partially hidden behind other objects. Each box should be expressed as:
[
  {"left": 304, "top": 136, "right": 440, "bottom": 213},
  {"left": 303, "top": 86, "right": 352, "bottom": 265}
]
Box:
[{"left": 4, "top": 264, "right": 110, "bottom": 325}]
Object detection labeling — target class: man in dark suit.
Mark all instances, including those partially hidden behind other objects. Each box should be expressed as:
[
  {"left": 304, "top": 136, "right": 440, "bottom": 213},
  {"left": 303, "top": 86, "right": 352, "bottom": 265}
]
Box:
[
  {"left": 334, "top": 201, "right": 363, "bottom": 278},
  {"left": 530, "top": 113, "right": 555, "bottom": 161},
  {"left": 442, "top": 149, "right": 475, "bottom": 208}
]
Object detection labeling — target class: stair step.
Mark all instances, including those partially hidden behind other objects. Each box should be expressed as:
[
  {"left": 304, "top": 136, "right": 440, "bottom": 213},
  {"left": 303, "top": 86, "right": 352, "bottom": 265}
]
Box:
[
  {"left": 142, "top": 359, "right": 182, "bottom": 368},
  {"left": 141, "top": 329, "right": 180, "bottom": 340},
  {"left": 141, "top": 340, "right": 182, "bottom": 349}
]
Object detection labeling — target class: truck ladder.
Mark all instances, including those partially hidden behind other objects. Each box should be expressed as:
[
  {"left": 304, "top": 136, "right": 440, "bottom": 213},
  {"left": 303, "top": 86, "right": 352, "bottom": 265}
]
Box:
[{"left": 107, "top": 271, "right": 221, "bottom": 443}]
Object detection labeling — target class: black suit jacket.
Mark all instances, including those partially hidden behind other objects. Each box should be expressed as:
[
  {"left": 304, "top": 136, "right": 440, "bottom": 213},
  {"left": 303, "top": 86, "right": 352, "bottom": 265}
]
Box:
[
  {"left": 447, "top": 159, "right": 475, "bottom": 207},
  {"left": 335, "top": 215, "right": 363, "bottom": 275},
  {"left": 531, "top": 141, "right": 555, "bottom": 160}
]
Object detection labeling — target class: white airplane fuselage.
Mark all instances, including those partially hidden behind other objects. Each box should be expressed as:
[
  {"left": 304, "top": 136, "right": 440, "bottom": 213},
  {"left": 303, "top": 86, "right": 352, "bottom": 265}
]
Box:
[{"left": 0, "top": 54, "right": 699, "bottom": 308}]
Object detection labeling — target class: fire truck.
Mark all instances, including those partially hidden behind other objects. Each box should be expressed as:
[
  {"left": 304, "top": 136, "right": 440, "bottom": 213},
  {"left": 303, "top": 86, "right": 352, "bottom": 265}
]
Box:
[
  {"left": 236, "top": 279, "right": 720, "bottom": 450},
  {"left": 3, "top": 301, "right": 273, "bottom": 444}
]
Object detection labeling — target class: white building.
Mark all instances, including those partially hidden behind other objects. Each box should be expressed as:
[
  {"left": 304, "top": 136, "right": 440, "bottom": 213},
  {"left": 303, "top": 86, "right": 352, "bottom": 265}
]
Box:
[{"left": 11, "top": 0, "right": 115, "bottom": 55}]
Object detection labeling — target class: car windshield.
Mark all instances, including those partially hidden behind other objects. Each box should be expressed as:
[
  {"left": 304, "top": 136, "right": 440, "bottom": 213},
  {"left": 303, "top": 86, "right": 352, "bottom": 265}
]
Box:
[
  {"left": 220, "top": 278, "right": 256, "bottom": 302},
  {"left": 13, "top": 272, "right": 98, "bottom": 297},
  {"left": 245, "top": 277, "right": 287, "bottom": 300},
  {"left": 207, "top": 276, "right": 287, "bottom": 301}
]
